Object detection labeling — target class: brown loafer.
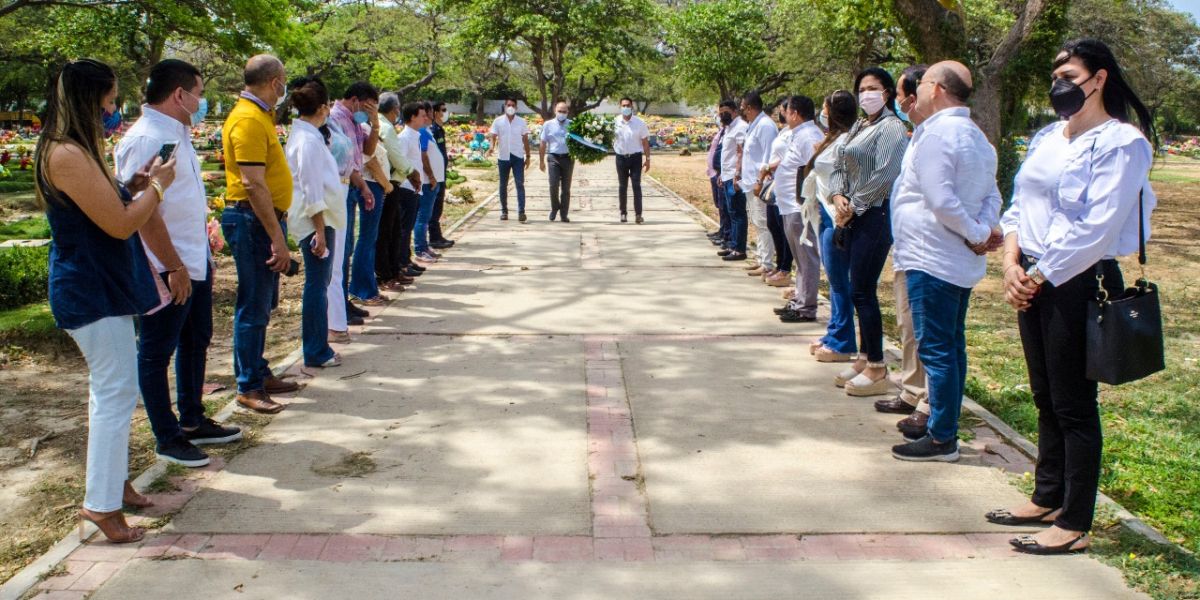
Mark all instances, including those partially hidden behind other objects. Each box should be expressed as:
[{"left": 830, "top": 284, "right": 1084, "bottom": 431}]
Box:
[
  {"left": 874, "top": 396, "right": 917, "bottom": 415},
  {"left": 263, "top": 375, "right": 300, "bottom": 395},
  {"left": 237, "top": 390, "right": 285, "bottom": 414},
  {"left": 897, "top": 411, "right": 929, "bottom": 439}
]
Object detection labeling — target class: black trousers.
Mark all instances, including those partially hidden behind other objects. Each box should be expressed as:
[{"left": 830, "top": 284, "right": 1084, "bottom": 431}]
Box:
[
  {"left": 548, "top": 153, "right": 574, "bottom": 217},
  {"left": 375, "top": 183, "right": 403, "bottom": 282},
  {"left": 615, "top": 152, "right": 643, "bottom": 216},
  {"left": 1018, "top": 256, "right": 1123, "bottom": 532},
  {"left": 429, "top": 179, "right": 447, "bottom": 243},
  {"left": 766, "top": 202, "right": 792, "bottom": 273}
]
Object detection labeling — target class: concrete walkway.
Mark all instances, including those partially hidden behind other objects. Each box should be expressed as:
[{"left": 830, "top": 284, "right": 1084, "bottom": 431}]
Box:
[{"left": 42, "top": 160, "right": 1144, "bottom": 599}]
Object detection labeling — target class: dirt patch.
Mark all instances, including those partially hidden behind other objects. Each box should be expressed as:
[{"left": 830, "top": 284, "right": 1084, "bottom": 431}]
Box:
[{"left": 311, "top": 451, "right": 377, "bottom": 479}]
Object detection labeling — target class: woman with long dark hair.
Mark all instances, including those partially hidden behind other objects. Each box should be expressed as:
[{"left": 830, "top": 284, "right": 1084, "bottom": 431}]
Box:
[
  {"left": 35, "top": 59, "right": 178, "bottom": 543},
  {"left": 804, "top": 91, "right": 859, "bottom": 362},
  {"left": 988, "top": 38, "right": 1157, "bottom": 555},
  {"left": 828, "top": 68, "right": 909, "bottom": 395}
]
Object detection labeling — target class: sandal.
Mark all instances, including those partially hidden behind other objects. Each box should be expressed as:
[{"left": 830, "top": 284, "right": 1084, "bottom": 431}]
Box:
[
  {"left": 79, "top": 508, "right": 145, "bottom": 544},
  {"left": 1009, "top": 533, "right": 1089, "bottom": 555},
  {"left": 359, "top": 296, "right": 387, "bottom": 307},
  {"left": 123, "top": 480, "right": 153, "bottom": 509},
  {"left": 985, "top": 507, "right": 1059, "bottom": 526}
]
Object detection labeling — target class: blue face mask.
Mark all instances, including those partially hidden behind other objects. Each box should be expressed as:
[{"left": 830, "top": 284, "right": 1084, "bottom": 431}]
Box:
[
  {"left": 191, "top": 98, "right": 209, "bottom": 127},
  {"left": 353, "top": 110, "right": 369, "bottom": 125},
  {"left": 896, "top": 106, "right": 909, "bottom": 123},
  {"left": 102, "top": 108, "right": 122, "bottom": 136}
]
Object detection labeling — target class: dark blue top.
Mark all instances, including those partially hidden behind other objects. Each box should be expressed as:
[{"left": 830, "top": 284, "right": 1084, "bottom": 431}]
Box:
[{"left": 44, "top": 176, "right": 160, "bottom": 330}]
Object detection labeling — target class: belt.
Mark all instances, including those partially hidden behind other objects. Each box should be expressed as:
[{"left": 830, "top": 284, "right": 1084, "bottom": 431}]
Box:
[
  {"left": 616, "top": 152, "right": 643, "bottom": 158},
  {"left": 550, "top": 152, "right": 571, "bottom": 158},
  {"left": 230, "top": 200, "right": 286, "bottom": 221}
]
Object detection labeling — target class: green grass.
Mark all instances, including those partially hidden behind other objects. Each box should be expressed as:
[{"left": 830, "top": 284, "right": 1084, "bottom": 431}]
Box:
[
  {"left": 0, "top": 215, "right": 49, "bottom": 241},
  {"left": 1150, "top": 170, "right": 1200, "bottom": 185},
  {"left": 0, "top": 168, "right": 35, "bottom": 194},
  {"left": 0, "top": 302, "right": 56, "bottom": 338}
]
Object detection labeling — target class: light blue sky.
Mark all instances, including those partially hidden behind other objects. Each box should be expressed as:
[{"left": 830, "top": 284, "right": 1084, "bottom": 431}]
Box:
[{"left": 1169, "top": 0, "right": 1200, "bottom": 22}]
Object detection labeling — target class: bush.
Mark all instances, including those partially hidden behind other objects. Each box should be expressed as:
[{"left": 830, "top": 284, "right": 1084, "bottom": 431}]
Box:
[{"left": 0, "top": 246, "right": 50, "bottom": 310}]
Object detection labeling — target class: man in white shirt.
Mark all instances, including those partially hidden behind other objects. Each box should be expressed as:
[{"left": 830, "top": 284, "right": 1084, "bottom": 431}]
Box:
[
  {"left": 613, "top": 97, "right": 651, "bottom": 223},
  {"left": 115, "top": 59, "right": 242, "bottom": 469},
  {"left": 488, "top": 98, "right": 530, "bottom": 221},
  {"left": 767, "top": 96, "right": 824, "bottom": 323},
  {"left": 539, "top": 101, "right": 573, "bottom": 222},
  {"left": 739, "top": 90, "right": 778, "bottom": 273},
  {"left": 890, "top": 61, "right": 1002, "bottom": 463},
  {"left": 397, "top": 103, "right": 428, "bottom": 269},
  {"left": 716, "top": 103, "right": 749, "bottom": 261}
]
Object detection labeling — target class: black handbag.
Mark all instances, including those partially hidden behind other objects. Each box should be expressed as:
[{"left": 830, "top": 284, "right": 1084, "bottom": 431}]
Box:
[{"left": 1085, "top": 189, "right": 1164, "bottom": 385}]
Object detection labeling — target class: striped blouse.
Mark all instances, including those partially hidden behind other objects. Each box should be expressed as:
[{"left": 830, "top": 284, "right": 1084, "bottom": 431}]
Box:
[{"left": 829, "top": 111, "right": 908, "bottom": 215}]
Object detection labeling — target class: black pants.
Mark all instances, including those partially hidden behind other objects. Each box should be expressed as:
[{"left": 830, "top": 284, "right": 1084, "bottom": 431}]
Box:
[
  {"left": 1018, "top": 257, "right": 1123, "bottom": 532},
  {"left": 615, "top": 152, "right": 643, "bottom": 216},
  {"left": 429, "top": 179, "right": 447, "bottom": 243},
  {"left": 375, "top": 183, "right": 403, "bottom": 282},
  {"left": 766, "top": 202, "right": 792, "bottom": 273},
  {"left": 548, "top": 153, "right": 574, "bottom": 217}
]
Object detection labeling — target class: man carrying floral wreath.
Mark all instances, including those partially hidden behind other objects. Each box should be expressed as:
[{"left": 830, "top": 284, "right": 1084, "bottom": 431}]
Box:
[{"left": 539, "top": 101, "right": 573, "bottom": 222}]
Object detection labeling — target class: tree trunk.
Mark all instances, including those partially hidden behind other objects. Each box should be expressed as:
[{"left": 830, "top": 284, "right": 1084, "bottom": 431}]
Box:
[
  {"left": 473, "top": 94, "right": 486, "bottom": 125},
  {"left": 891, "top": 0, "right": 967, "bottom": 62}
]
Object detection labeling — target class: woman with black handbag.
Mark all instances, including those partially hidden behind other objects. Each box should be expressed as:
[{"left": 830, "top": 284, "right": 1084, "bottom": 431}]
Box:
[{"left": 988, "top": 38, "right": 1157, "bottom": 555}]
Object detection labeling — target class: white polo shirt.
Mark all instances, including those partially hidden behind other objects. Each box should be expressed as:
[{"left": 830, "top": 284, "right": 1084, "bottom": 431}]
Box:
[
  {"left": 489, "top": 115, "right": 529, "bottom": 159},
  {"left": 397, "top": 125, "right": 423, "bottom": 192},
  {"left": 114, "top": 106, "right": 210, "bottom": 280},
  {"left": 614, "top": 115, "right": 650, "bottom": 156}
]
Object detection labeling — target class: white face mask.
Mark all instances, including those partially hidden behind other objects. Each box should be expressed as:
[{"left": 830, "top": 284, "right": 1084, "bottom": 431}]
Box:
[
  {"left": 859, "top": 90, "right": 886, "bottom": 116},
  {"left": 819, "top": 112, "right": 828, "bottom": 129},
  {"left": 443, "top": 110, "right": 451, "bottom": 121},
  {"left": 621, "top": 106, "right": 633, "bottom": 117},
  {"left": 505, "top": 106, "right": 516, "bottom": 117},
  {"left": 556, "top": 112, "right": 568, "bottom": 122},
  {"left": 274, "top": 80, "right": 287, "bottom": 109}
]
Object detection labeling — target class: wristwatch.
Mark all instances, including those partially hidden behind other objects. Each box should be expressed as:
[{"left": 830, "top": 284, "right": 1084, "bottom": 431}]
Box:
[{"left": 1025, "top": 264, "right": 1047, "bottom": 286}]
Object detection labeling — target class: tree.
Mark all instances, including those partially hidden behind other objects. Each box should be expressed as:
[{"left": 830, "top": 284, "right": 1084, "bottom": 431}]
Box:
[
  {"left": 447, "top": 0, "right": 661, "bottom": 118},
  {"left": 666, "top": 0, "right": 771, "bottom": 101}
]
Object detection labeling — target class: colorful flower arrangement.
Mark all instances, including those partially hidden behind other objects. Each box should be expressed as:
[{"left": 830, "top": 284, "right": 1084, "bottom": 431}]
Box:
[
  {"left": 1162, "top": 137, "right": 1200, "bottom": 159},
  {"left": 567, "top": 112, "right": 615, "bottom": 164}
]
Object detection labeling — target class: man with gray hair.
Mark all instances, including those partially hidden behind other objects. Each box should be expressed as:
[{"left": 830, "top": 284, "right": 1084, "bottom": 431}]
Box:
[{"left": 890, "top": 61, "right": 1002, "bottom": 462}]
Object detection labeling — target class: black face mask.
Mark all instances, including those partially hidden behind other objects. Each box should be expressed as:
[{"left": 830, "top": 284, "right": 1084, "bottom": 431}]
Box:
[
  {"left": 1049, "top": 75, "right": 1096, "bottom": 120},
  {"left": 719, "top": 112, "right": 733, "bottom": 126},
  {"left": 777, "top": 112, "right": 787, "bottom": 124}
]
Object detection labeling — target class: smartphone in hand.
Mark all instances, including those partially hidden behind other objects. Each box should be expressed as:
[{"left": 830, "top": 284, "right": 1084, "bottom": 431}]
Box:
[{"left": 158, "top": 141, "right": 179, "bottom": 163}]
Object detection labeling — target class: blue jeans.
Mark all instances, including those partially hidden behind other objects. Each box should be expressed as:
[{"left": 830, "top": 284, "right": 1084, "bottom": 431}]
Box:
[
  {"left": 301, "top": 228, "right": 337, "bottom": 367},
  {"left": 221, "top": 205, "right": 281, "bottom": 393},
  {"left": 349, "top": 181, "right": 385, "bottom": 300},
  {"left": 415, "top": 183, "right": 440, "bottom": 253},
  {"left": 710, "top": 175, "right": 730, "bottom": 246},
  {"left": 907, "top": 270, "right": 972, "bottom": 442},
  {"left": 137, "top": 268, "right": 213, "bottom": 446},
  {"left": 722, "top": 179, "right": 747, "bottom": 253},
  {"left": 497, "top": 155, "right": 526, "bottom": 213},
  {"left": 846, "top": 205, "right": 893, "bottom": 362},
  {"left": 819, "top": 205, "right": 855, "bottom": 354}
]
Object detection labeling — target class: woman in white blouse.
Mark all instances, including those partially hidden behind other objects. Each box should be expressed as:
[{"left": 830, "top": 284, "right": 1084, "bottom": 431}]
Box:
[
  {"left": 803, "top": 91, "right": 860, "bottom": 362},
  {"left": 285, "top": 77, "right": 346, "bottom": 368},
  {"left": 989, "top": 39, "right": 1156, "bottom": 555}
]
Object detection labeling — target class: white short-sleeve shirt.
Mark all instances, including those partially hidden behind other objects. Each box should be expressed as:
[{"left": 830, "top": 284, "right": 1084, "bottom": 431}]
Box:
[
  {"left": 489, "top": 115, "right": 529, "bottom": 159},
  {"left": 614, "top": 115, "right": 650, "bottom": 156}
]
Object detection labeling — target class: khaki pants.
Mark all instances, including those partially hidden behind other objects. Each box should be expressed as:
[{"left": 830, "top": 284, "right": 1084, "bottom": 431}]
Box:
[{"left": 894, "top": 270, "right": 929, "bottom": 414}]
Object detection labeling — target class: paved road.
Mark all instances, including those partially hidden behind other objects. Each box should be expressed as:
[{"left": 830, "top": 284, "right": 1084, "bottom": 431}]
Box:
[{"left": 45, "top": 160, "right": 1143, "bottom": 599}]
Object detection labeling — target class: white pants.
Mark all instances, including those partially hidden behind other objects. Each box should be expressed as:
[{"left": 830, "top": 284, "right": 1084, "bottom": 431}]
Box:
[
  {"left": 326, "top": 225, "right": 348, "bottom": 332},
  {"left": 67, "top": 315, "right": 138, "bottom": 513},
  {"left": 748, "top": 192, "right": 774, "bottom": 270}
]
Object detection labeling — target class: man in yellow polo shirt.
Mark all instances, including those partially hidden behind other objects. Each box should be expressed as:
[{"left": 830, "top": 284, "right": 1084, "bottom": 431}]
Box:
[{"left": 219, "top": 54, "right": 297, "bottom": 414}]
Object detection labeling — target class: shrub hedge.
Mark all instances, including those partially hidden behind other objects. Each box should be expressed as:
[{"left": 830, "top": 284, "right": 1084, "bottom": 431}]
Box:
[{"left": 0, "top": 246, "right": 49, "bottom": 310}]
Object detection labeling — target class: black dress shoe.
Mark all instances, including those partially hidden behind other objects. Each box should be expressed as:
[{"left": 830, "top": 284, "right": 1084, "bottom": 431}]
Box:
[
  {"left": 348, "top": 315, "right": 365, "bottom": 326},
  {"left": 897, "top": 412, "right": 929, "bottom": 440},
  {"left": 500, "top": 212, "right": 509, "bottom": 221},
  {"left": 636, "top": 215, "right": 644, "bottom": 224},
  {"left": 518, "top": 212, "right": 527, "bottom": 222},
  {"left": 721, "top": 252, "right": 747, "bottom": 261},
  {"left": 874, "top": 396, "right": 917, "bottom": 415},
  {"left": 773, "top": 304, "right": 794, "bottom": 315},
  {"left": 403, "top": 266, "right": 424, "bottom": 277},
  {"left": 407, "top": 263, "right": 426, "bottom": 272},
  {"left": 561, "top": 216, "right": 570, "bottom": 223},
  {"left": 620, "top": 214, "right": 628, "bottom": 223},
  {"left": 778, "top": 309, "right": 817, "bottom": 323},
  {"left": 549, "top": 211, "right": 558, "bottom": 221},
  {"left": 430, "top": 240, "right": 454, "bottom": 249},
  {"left": 717, "top": 249, "right": 733, "bottom": 257},
  {"left": 347, "top": 303, "right": 369, "bottom": 318}
]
